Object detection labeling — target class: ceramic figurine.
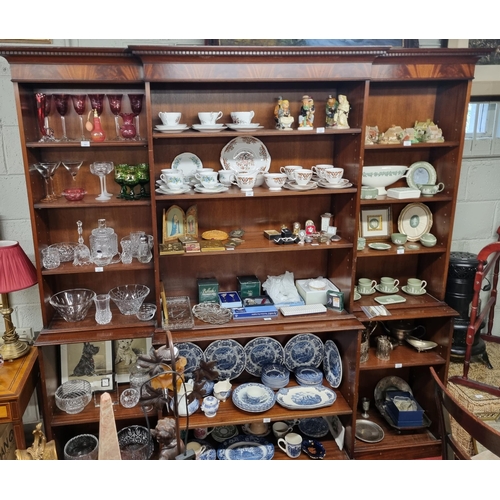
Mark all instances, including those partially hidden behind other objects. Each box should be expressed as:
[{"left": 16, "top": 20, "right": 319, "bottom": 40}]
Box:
[
  {"left": 365, "top": 125, "right": 379, "bottom": 145},
  {"left": 333, "top": 94, "right": 350, "bottom": 129},
  {"left": 298, "top": 95, "right": 315, "bottom": 129},
  {"left": 325, "top": 95, "right": 338, "bottom": 128},
  {"left": 379, "top": 125, "right": 405, "bottom": 144},
  {"left": 274, "top": 96, "right": 294, "bottom": 130}
]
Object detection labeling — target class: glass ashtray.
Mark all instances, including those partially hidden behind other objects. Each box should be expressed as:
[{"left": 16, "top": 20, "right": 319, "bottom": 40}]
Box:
[
  {"left": 136, "top": 303, "right": 157, "bottom": 321},
  {"left": 120, "top": 387, "right": 140, "bottom": 408}
]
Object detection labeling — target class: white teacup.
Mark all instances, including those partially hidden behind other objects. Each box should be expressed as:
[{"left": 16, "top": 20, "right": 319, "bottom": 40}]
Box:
[
  {"left": 407, "top": 278, "right": 427, "bottom": 294},
  {"left": 231, "top": 111, "right": 254, "bottom": 124},
  {"left": 323, "top": 167, "right": 345, "bottom": 184},
  {"left": 196, "top": 171, "right": 219, "bottom": 189},
  {"left": 218, "top": 170, "right": 235, "bottom": 186},
  {"left": 419, "top": 182, "right": 445, "bottom": 196},
  {"left": 272, "top": 421, "right": 294, "bottom": 439},
  {"left": 198, "top": 111, "right": 223, "bottom": 125},
  {"left": 158, "top": 112, "right": 181, "bottom": 126},
  {"left": 292, "top": 168, "right": 313, "bottom": 186},
  {"left": 232, "top": 172, "right": 257, "bottom": 192},
  {"left": 264, "top": 173, "right": 288, "bottom": 191},
  {"left": 277, "top": 432, "right": 302, "bottom": 459},
  {"left": 312, "top": 164, "right": 334, "bottom": 179},
  {"left": 280, "top": 165, "right": 302, "bottom": 180},
  {"left": 160, "top": 171, "right": 184, "bottom": 188},
  {"left": 186, "top": 441, "right": 207, "bottom": 460}
]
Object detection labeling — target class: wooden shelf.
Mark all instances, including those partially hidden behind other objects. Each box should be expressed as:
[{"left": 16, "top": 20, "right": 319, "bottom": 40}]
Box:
[{"left": 359, "top": 345, "right": 446, "bottom": 371}]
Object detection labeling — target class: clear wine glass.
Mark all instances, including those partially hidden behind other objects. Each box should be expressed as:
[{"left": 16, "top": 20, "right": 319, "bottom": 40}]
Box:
[
  {"left": 53, "top": 94, "right": 72, "bottom": 142},
  {"left": 62, "top": 160, "right": 83, "bottom": 183},
  {"left": 128, "top": 94, "right": 144, "bottom": 140},
  {"left": 71, "top": 95, "right": 87, "bottom": 141},
  {"left": 88, "top": 94, "right": 105, "bottom": 116},
  {"left": 107, "top": 94, "right": 123, "bottom": 140},
  {"left": 90, "top": 162, "right": 114, "bottom": 201},
  {"left": 33, "top": 162, "right": 60, "bottom": 202}
]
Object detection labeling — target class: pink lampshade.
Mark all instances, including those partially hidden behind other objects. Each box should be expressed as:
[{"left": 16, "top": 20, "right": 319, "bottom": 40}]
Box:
[{"left": 0, "top": 240, "right": 38, "bottom": 293}]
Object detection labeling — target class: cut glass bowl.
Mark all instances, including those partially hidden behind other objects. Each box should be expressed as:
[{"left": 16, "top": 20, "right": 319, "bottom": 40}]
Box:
[
  {"left": 49, "top": 288, "right": 96, "bottom": 322},
  {"left": 109, "top": 284, "right": 150, "bottom": 315}
]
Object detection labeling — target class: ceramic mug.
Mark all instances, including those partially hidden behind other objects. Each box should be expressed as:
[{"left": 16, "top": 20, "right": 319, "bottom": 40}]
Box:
[
  {"left": 358, "top": 278, "right": 377, "bottom": 294},
  {"left": 292, "top": 168, "right": 313, "bottom": 186},
  {"left": 186, "top": 441, "right": 207, "bottom": 459},
  {"left": 231, "top": 111, "right": 254, "bottom": 124},
  {"left": 158, "top": 111, "right": 181, "bottom": 126},
  {"left": 193, "top": 427, "right": 215, "bottom": 439},
  {"left": 280, "top": 165, "right": 302, "bottom": 180},
  {"left": 407, "top": 278, "right": 427, "bottom": 294},
  {"left": 198, "top": 111, "right": 223, "bottom": 125},
  {"left": 272, "top": 421, "right": 294, "bottom": 439},
  {"left": 419, "top": 182, "right": 444, "bottom": 196},
  {"left": 277, "top": 432, "right": 302, "bottom": 458},
  {"left": 323, "top": 167, "right": 344, "bottom": 185},
  {"left": 380, "top": 276, "right": 400, "bottom": 292}
]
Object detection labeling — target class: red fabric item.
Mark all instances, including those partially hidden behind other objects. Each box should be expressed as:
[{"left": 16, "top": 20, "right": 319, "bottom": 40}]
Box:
[{"left": 0, "top": 241, "right": 37, "bottom": 293}]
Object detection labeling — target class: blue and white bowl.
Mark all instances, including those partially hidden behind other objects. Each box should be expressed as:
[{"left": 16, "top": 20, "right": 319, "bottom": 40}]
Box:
[
  {"left": 294, "top": 366, "right": 323, "bottom": 386},
  {"left": 261, "top": 363, "right": 290, "bottom": 390}
]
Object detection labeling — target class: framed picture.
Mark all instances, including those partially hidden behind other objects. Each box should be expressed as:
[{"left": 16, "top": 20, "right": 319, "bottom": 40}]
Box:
[
  {"left": 113, "top": 337, "right": 152, "bottom": 383},
  {"left": 163, "top": 205, "right": 185, "bottom": 243},
  {"left": 360, "top": 207, "right": 392, "bottom": 239},
  {"left": 61, "top": 341, "right": 113, "bottom": 391},
  {"left": 186, "top": 205, "right": 198, "bottom": 239}
]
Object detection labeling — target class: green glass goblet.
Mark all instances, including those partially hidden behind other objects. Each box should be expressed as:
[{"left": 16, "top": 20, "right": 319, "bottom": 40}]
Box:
[{"left": 136, "top": 163, "right": 150, "bottom": 198}]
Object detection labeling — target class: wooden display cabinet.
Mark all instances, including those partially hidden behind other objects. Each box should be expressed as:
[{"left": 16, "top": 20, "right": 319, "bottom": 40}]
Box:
[{"left": 0, "top": 45, "right": 486, "bottom": 459}]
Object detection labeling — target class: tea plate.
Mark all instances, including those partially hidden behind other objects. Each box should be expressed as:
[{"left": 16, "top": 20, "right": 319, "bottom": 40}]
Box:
[
  {"left": 174, "top": 341, "right": 204, "bottom": 380},
  {"left": 284, "top": 333, "right": 325, "bottom": 371},
  {"left": 244, "top": 337, "right": 284, "bottom": 377},
  {"left": 368, "top": 243, "right": 391, "bottom": 251},
  {"left": 276, "top": 385, "right": 337, "bottom": 410},
  {"left": 283, "top": 180, "right": 318, "bottom": 191},
  {"left": 353, "top": 290, "right": 361, "bottom": 301},
  {"left": 155, "top": 185, "right": 191, "bottom": 195},
  {"left": 217, "top": 435, "right": 274, "bottom": 460},
  {"left": 318, "top": 179, "right": 352, "bottom": 189},
  {"left": 156, "top": 124, "right": 189, "bottom": 131},
  {"left": 220, "top": 136, "right": 271, "bottom": 173},
  {"left": 204, "top": 339, "right": 246, "bottom": 380},
  {"left": 355, "top": 420, "right": 384, "bottom": 443},
  {"left": 401, "top": 286, "right": 426, "bottom": 296},
  {"left": 375, "top": 284, "right": 399, "bottom": 294},
  {"left": 171, "top": 152, "right": 203, "bottom": 177},
  {"left": 232, "top": 382, "right": 276, "bottom": 413},
  {"left": 374, "top": 295, "right": 407, "bottom": 305},
  {"left": 212, "top": 425, "right": 239, "bottom": 442},
  {"left": 225, "top": 123, "right": 263, "bottom": 131},
  {"left": 194, "top": 184, "right": 229, "bottom": 194},
  {"left": 192, "top": 124, "right": 227, "bottom": 133},
  {"left": 398, "top": 203, "right": 433, "bottom": 242},
  {"left": 298, "top": 417, "right": 330, "bottom": 438},
  {"left": 323, "top": 340, "right": 342, "bottom": 388}
]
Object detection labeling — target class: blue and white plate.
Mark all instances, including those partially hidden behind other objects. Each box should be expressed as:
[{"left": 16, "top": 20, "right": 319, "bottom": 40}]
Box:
[
  {"left": 204, "top": 339, "right": 246, "bottom": 380},
  {"left": 244, "top": 337, "right": 284, "bottom": 377},
  {"left": 284, "top": 333, "right": 325, "bottom": 371},
  {"left": 217, "top": 435, "right": 274, "bottom": 460},
  {"left": 276, "top": 385, "right": 337, "bottom": 410},
  {"left": 232, "top": 382, "right": 276, "bottom": 413},
  {"left": 174, "top": 342, "right": 204, "bottom": 380},
  {"left": 192, "top": 439, "right": 217, "bottom": 460},
  {"left": 323, "top": 340, "right": 343, "bottom": 388},
  {"left": 298, "top": 417, "right": 330, "bottom": 438}
]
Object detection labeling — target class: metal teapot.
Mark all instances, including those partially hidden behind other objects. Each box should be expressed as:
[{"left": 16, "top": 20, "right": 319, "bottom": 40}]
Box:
[{"left": 381, "top": 319, "right": 426, "bottom": 346}]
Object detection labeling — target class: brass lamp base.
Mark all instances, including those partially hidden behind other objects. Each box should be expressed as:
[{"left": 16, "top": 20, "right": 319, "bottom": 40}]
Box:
[{"left": 0, "top": 336, "right": 30, "bottom": 361}]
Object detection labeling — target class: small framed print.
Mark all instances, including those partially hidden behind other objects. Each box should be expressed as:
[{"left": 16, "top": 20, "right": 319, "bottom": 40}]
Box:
[
  {"left": 61, "top": 341, "right": 114, "bottom": 391},
  {"left": 113, "top": 337, "right": 153, "bottom": 383},
  {"left": 360, "top": 207, "right": 392, "bottom": 239},
  {"left": 186, "top": 205, "right": 198, "bottom": 239},
  {"left": 163, "top": 205, "right": 186, "bottom": 243}
]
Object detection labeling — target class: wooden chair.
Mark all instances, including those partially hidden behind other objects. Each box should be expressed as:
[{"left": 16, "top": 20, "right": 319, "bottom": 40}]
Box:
[
  {"left": 431, "top": 366, "right": 500, "bottom": 459},
  {"left": 448, "top": 234, "right": 500, "bottom": 397}
]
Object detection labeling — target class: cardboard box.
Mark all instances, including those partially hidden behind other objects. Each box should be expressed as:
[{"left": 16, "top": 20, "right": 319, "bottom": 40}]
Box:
[
  {"left": 218, "top": 291, "right": 242, "bottom": 309},
  {"left": 197, "top": 278, "right": 219, "bottom": 303},
  {"left": 296, "top": 278, "right": 340, "bottom": 305},
  {"left": 0, "top": 423, "right": 16, "bottom": 460},
  {"left": 232, "top": 306, "right": 279, "bottom": 319},
  {"left": 237, "top": 275, "right": 261, "bottom": 298}
]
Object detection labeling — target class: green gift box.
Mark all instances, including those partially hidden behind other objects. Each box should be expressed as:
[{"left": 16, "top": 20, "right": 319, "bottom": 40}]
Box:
[
  {"left": 237, "top": 275, "right": 261, "bottom": 298},
  {"left": 197, "top": 278, "right": 219, "bottom": 303}
]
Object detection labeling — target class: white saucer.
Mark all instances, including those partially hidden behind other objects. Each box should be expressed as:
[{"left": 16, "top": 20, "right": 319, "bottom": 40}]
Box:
[
  {"left": 375, "top": 284, "right": 399, "bottom": 294},
  {"left": 193, "top": 182, "right": 226, "bottom": 191},
  {"left": 225, "top": 123, "right": 263, "bottom": 131},
  {"left": 194, "top": 184, "right": 229, "bottom": 194},
  {"left": 283, "top": 180, "right": 318, "bottom": 191},
  {"left": 358, "top": 287, "right": 376, "bottom": 295},
  {"left": 192, "top": 124, "right": 227, "bottom": 133},
  {"left": 402, "top": 285, "right": 427, "bottom": 296},
  {"left": 318, "top": 179, "right": 352, "bottom": 189},
  {"left": 155, "top": 124, "right": 190, "bottom": 133},
  {"left": 156, "top": 185, "right": 191, "bottom": 195}
]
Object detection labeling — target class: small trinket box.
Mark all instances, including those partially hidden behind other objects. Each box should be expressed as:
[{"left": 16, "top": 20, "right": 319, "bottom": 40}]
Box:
[
  {"left": 237, "top": 275, "right": 261, "bottom": 298},
  {"left": 218, "top": 291, "right": 243, "bottom": 309}
]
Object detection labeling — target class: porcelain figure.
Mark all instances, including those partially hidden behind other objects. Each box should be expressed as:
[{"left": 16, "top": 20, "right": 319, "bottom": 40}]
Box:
[
  {"left": 298, "top": 95, "right": 315, "bottom": 128},
  {"left": 274, "top": 96, "right": 294, "bottom": 130},
  {"left": 325, "top": 95, "right": 338, "bottom": 128}
]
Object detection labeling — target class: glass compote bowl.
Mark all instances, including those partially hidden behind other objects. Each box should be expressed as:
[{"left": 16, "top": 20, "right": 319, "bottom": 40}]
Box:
[
  {"left": 128, "top": 94, "right": 144, "bottom": 140},
  {"left": 53, "top": 94, "right": 72, "bottom": 142},
  {"left": 34, "top": 161, "right": 60, "bottom": 202},
  {"left": 136, "top": 163, "right": 150, "bottom": 198},
  {"left": 90, "top": 161, "right": 114, "bottom": 201},
  {"left": 107, "top": 94, "right": 123, "bottom": 140},
  {"left": 71, "top": 95, "right": 87, "bottom": 141},
  {"left": 62, "top": 160, "right": 83, "bottom": 184}
]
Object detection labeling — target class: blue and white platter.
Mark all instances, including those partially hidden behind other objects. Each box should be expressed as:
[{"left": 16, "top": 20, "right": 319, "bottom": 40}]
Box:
[
  {"left": 276, "top": 385, "right": 337, "bottom": 410},
  {"left": 204, "top": 339, "right": 246, "bottom": 380},
  {"left": 232, "top": 382, "right": 276, "bottom": 413},
  {"left": 284, "top": 333, "right": 325, "bottom": 371},
  {"left": 323, "top": 340, "right": 343, "bottom": 388},
  {"left": 217, "top": 435, "right": 274, "bottom": 460},
  {"left": 174, "top": 342, "right": 204, "bottom": 380},
  {"left": 244, "top": 337, "right": 284, "bottom": 377},
  {"left": 298, "top": 417, "right": 330, "bottom": 438}
]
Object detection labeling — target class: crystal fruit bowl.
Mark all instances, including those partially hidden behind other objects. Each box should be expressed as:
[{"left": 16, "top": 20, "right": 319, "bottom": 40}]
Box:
[
  {"left": 55, "top": 379, "right": 92, "bottom": 414},
  {"left": 49, "top": 288, "right": 96, "bottom": 322},
  {"left": 109, "top": 284, "right": 150, "bottom": 315}
]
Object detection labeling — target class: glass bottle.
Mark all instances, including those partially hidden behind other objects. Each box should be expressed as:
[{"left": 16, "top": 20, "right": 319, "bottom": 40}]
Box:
[
  {"left": 91, "top": 109, "right": 106, "bottom": 142},
  {"left": 138, "top": 235, "right": 152, "bottom": 263}
]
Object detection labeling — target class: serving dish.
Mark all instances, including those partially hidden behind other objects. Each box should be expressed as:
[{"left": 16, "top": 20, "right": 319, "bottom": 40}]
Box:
[
  {"left": 323, "top": 339, "right": 342, "bottom": 388},
  {"left": 171, "top": 152, "right": 203, "bottom": 176},
  {"left": 374, "top": 295, "right": 406, "bottom": 305},
  {"left": 276, "top": 385, "right": 337, "bottom": 410},
  {"left": 204, "top": 339, "right": 245, "bottom": 380},
  {"left": 406, "top": 338, "right": 438, "bottom": 352},
  {"left": 284, "top": 333, "right": 325, "bottom": 371},
  {"left": 362, "top": 165, "right": 409, "bottom": 195},
  {"left": 368, "top": 243, "right": 391, "bottom": 251},
  {"left": 220, "top": 136, "right": 271, "bottom": 173},
  {"left": 406, "top": 161, "right": 437, "bottom": 190},
  {"left": 217, "top": 435, "right": 274, "bottom": 460},
  {"left": 244, "top": 337, "right": 284, "bottom": 377},
  {"left": 398, "top": 203, "right": 433, "bottom": 241}
]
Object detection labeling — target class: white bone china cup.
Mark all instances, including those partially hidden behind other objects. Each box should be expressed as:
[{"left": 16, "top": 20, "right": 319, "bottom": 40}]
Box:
[
  {"left": 231, "top": 111, "right": 254, "bottom": 124},
  {"left": 158, "top": 112, "right": 181, "bottom": 126},
  {"left": 198, "top": 111, "right": 223, "bottom": 125}
]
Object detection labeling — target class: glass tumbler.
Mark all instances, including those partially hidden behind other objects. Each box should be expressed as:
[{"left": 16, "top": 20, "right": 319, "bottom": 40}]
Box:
[
  {"left": 130, "top": 231, "right": 145, "bottom": 259},
  {"left": 94, "top": 293, "right": 112, "bottom": 325},
  {"left": 42, "top": 247, "right": 60, "bottom": 269},
  {"left": 120, "top": 237, "right": 133, "bottom": 264}
]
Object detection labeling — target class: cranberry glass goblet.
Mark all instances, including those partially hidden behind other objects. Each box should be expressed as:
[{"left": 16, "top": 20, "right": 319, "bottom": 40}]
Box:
[
  {"left": 53, "top": 94, "right": 72, "bottom": 141},
  {"left": 128, "top": 94, "right": 144, "bottom": 140},
  {"left": 71, "top": 95, "right": 87, "bottom": 141},
  {"left": 88, "top": 94, "right": 105, "bottom": 116},
  {"left": 107, "top": 94, "right": 123, "bottom": 140}
]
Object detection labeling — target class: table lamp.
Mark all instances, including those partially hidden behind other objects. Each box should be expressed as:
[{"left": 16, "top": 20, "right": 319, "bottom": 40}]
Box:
[{"left": 0, "top": 241, "right": 38, "bottom": 360}]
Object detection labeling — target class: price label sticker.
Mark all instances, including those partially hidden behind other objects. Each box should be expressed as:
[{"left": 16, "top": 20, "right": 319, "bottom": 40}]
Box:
[
  {"left": 95, "top": 267, "right": 104, "bottom": 272},
  {"left": 263, "top": 417, "right": 271, "bottom": 423},
  {"left": 403, "top": 140, "right": 412, "bottom": 147},
  {"left": 80, "top": 141, "right": 91, "bottom": 147},
  {"left": 226, "top": 247, "right": 235, "bottom": 251},
  {"left": 397, "top": 247, "right": 405, "bottom": 254},
  {"left": 395, "top": 363, "right": 403, "bottom": 369},
  {"left": 316, "top": 127, "right": 325, "bottom": 134},
  {"left": 245, "top": 191, "right": 254, "bottom": 197},
  {"left": 264, "top": 317, "right": 272, "bottom": 321}
]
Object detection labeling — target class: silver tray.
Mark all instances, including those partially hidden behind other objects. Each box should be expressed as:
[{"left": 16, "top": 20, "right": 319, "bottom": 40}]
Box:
[{"left": 355, "top": 419, "right": 384, "bottom": 443}]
